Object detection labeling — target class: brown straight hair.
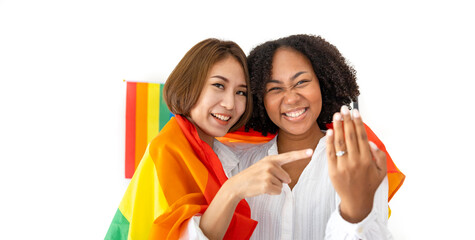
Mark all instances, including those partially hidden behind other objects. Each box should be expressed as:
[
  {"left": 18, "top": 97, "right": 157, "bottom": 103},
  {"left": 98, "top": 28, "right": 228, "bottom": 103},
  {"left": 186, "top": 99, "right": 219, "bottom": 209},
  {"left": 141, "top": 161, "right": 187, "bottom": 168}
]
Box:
[{"left": 163, "top": 38, "right": 252, "bottom": 132}]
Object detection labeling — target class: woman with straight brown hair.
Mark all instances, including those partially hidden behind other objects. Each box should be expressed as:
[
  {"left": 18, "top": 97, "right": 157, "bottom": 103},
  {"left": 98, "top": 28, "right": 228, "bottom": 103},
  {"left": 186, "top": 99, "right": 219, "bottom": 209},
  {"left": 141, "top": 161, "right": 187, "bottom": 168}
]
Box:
[
  {"left": 106, "top": 38, "right": 257, "bottom": 239},
  {"left": 106, "top": 38, "right": 312, "bottom": 240}
]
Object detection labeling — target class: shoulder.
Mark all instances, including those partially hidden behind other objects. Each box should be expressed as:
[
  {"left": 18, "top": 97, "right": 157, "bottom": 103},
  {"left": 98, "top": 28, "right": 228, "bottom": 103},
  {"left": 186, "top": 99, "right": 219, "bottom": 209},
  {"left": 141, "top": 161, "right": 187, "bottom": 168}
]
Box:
[
  {"left": 147, "top": 118, "right": 195, "bottom": 167},
  {"left": 150, "top": 118, "right": 188, "bottom": 149}
]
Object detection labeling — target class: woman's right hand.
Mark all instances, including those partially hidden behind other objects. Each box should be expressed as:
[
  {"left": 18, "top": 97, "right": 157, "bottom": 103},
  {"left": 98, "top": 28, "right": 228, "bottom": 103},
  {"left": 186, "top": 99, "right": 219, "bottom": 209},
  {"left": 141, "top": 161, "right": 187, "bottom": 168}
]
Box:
[
  {"left": 199, "top": 148, "right": 312, "bottom": 240},
  {"left": 224, "top": 148, "right": 313, "bottom": 200}
]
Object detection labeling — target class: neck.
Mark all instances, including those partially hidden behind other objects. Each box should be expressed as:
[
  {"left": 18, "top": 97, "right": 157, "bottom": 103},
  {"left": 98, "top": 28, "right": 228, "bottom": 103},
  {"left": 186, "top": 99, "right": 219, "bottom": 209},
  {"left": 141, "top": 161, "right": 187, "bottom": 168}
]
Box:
[
  {"left": 277, "top": 123, "right": 324, "bottom": 154},
  {"left": 187, "top": 117, "right": 214, "bottom": 148}
]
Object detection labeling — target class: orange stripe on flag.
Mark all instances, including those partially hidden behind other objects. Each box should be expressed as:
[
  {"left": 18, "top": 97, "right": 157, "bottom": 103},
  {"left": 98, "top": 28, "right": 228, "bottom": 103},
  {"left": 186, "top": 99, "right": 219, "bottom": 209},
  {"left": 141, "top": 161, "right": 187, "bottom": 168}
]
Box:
[{"left": 135, "top": 83, "right": 148, "bottom": 170}]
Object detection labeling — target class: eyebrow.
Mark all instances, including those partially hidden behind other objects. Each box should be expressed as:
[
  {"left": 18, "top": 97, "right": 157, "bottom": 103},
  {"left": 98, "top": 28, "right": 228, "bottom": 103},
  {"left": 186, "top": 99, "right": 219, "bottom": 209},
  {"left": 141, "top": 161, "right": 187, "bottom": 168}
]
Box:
[
  {"left": 268, "top": 71, "right": 307, "bottom": 84},
  {"left": 211, "top": 75, "right": 247, "bottom": 88},
  {"left": 291, "top": 71, "right": 307, "bottom": 81}
]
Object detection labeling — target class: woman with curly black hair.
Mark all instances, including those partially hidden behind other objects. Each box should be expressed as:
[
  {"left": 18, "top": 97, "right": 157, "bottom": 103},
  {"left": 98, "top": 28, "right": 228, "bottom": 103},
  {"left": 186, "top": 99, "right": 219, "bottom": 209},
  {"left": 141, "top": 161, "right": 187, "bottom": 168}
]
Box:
[{"left": 233, "top": 34, "right": 397, "bottom": 239}]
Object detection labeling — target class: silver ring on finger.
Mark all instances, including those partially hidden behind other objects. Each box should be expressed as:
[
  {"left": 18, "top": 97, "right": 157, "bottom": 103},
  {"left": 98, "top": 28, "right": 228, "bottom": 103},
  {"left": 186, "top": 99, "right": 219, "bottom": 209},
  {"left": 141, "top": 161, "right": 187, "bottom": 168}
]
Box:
[{"left": 336, "top": 150, "right": 347, "bottom": 157}]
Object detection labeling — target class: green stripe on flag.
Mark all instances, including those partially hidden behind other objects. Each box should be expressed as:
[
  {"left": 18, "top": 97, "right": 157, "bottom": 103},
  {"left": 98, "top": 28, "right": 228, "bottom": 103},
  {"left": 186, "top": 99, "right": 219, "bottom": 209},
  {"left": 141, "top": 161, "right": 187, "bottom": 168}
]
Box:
[
  {"left": 159, "top": 84, "right": 171, "bottom": 131},
  {"left": 105, "top": 209, "right": 129, "bottom": 240}
]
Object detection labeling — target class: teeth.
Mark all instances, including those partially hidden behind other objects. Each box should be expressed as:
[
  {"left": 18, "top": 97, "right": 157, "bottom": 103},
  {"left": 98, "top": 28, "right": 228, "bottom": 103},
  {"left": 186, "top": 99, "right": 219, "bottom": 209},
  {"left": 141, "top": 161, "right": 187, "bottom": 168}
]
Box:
[
  {"left": 212, "top": 113, "right": 231, "bottom": 121},
  {"left": 284, "top": 109, "right": 306, "bottom": 118}
]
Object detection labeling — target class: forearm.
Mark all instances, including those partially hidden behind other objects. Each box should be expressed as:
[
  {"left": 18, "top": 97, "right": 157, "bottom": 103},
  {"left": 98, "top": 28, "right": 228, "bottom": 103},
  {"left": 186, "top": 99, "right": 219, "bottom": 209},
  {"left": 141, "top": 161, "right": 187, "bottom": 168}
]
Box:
[
  {"left": 325, "top": 176, "right": 391, "bottom": 240},
  {"left": 199, "top": 181, "right": 241, "bottom": 240}
]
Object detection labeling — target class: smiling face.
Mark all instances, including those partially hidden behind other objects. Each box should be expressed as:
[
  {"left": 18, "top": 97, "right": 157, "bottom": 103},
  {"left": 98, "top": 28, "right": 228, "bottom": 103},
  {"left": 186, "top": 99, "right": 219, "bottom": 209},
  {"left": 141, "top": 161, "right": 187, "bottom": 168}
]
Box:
[
  {"left": 264, "top": 47, "right": 322, "bottom": 136},
  {"left": 189, "top": 56, "right": 248, "bottom": 144}
]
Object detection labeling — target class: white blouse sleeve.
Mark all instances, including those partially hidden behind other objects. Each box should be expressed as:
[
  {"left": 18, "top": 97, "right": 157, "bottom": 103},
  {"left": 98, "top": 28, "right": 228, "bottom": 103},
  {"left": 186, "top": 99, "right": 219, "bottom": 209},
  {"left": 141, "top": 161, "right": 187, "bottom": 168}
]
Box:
[
  {"left": 325, "top": 176, "right": 393, "bottom": 240},
  {"left": 180, "top": 216, "right": 209, "bottom": 240}
]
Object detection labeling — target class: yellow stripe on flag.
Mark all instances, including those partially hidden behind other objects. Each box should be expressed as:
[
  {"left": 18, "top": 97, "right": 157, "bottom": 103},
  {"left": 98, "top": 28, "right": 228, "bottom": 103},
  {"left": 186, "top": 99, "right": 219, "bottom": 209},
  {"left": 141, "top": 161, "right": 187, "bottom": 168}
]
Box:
[
  {"left": 119, "top": 146, "right": 169, "bottom": 240},
  {"left": 147, "top": 83, "right": 160, "bottom": 143}
]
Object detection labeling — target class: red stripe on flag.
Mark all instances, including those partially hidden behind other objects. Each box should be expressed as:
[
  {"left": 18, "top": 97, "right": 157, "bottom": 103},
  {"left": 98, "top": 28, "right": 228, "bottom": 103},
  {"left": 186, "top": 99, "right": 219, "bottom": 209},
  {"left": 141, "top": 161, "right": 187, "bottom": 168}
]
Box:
[{"left": 125, "top": 82, "right": 136, "bottom": 178}]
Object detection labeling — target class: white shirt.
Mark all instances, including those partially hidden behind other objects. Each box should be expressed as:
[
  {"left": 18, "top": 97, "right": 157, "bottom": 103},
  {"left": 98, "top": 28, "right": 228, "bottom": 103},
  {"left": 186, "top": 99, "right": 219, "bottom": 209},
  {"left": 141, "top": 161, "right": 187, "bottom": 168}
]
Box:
[{"left": 185, "top": 137, "right": 392, "bottom": 240}]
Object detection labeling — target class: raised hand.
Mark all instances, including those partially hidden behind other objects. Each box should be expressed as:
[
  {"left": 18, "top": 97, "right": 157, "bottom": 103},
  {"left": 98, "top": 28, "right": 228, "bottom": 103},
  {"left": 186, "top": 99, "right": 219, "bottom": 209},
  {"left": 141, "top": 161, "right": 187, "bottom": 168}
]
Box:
[{"left": 326, "top": 106, "right": 387, "bottom": 223}]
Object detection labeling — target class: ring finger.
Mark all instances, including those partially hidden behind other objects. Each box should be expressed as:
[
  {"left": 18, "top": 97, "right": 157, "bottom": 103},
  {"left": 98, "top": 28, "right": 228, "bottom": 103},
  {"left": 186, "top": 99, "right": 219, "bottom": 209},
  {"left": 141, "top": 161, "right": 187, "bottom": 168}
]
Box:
[{"left": 332, "top": 112, "right": 347, "bottom": 160}]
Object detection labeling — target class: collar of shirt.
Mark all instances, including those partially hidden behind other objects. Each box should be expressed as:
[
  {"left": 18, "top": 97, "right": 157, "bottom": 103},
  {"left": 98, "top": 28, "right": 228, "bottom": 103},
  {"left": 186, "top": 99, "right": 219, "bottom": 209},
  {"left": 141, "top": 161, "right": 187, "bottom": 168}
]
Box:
[{"left": 212, "top": 139, "right": 240, "bottom": 178}]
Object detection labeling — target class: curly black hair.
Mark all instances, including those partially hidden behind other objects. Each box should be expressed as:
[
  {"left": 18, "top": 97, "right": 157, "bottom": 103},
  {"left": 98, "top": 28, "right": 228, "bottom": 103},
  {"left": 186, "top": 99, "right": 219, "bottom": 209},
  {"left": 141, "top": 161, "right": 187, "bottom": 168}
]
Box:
[{"left": 245, "top": 34, "right": 360, "bottom": 136}]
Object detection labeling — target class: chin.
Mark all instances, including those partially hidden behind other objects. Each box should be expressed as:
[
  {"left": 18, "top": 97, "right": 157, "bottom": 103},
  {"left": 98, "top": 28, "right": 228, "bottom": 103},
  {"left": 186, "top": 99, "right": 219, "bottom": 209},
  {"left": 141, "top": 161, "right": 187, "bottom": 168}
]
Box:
[
  {"left": 282, "top": 124, "right": 312, "bottom": 136},
  {"left": 207, "top": 129, "right": 228, "bottom": 138}
]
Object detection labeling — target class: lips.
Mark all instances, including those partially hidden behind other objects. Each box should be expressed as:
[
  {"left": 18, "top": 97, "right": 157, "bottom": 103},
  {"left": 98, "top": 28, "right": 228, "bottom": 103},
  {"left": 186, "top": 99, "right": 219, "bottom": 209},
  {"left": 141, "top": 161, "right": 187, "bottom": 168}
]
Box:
[
  {"left": 211, "top": 113, "right": 232, "bottom": 126},
  {"left": 283, "top": 108, "right": 307, "bottom": 118},
  {"left": 211, "top": 113, "right": 231, "bottom": 121}
]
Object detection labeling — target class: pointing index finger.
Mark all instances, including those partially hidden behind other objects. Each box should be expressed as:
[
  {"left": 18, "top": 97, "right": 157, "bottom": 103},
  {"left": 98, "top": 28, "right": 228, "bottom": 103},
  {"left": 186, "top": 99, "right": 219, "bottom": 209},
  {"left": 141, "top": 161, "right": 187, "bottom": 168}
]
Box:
[{"left": 269, "top": 149, "right": 313, "bottom": 166}]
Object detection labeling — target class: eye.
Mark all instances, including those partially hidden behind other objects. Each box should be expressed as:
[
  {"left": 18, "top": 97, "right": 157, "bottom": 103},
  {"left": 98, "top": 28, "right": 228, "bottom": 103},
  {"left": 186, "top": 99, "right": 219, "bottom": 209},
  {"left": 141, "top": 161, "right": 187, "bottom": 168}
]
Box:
[
  {"left": 236, "top": 90, "right": 247, "bottom": 96},
  {"left": 266, "top": 87, "right": 282, "bottom": 92},
  {"left": 212, "top": 83, "right": 224, "bottom": 89},
  {"left": 295, "top": 80, "right": 310, "bottom": 86}
]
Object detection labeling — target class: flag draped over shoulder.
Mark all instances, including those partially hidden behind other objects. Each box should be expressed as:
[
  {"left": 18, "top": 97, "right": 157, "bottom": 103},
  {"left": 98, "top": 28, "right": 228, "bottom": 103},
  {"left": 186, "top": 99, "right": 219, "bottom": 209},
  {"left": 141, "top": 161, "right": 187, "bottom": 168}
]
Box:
[
  {"left": 107, "top": 115, "right": 257, "bottom": 239},
  {"left": 121, "top": 81, "right": 404, "bottom": 230}
]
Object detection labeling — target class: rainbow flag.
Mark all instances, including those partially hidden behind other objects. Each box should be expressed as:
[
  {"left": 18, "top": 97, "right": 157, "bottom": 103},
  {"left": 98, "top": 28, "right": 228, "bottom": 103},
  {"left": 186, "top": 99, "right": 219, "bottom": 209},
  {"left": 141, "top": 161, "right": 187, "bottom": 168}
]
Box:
[
  {"left": 107, "top": 116, "right": 257, "bottom": 239},
  {"left": 125, "top": 81, "right": 173, "bottom": 178}
]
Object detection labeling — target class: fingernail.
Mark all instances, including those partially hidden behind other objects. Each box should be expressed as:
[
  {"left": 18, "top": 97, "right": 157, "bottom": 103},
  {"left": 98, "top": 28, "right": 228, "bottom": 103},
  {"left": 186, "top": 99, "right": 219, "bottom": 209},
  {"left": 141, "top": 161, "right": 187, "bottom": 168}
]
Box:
[
  {"left": 333, "top": 113, "right": 342, "bottom": 121},
  {"left": 306, "top": 149, "right": 313, "bottom": 156},
  {"left": 326, "top": 129, "right": 333, "bottom": 136},
  {"left": 353, "top": 109, "right": 360, "bottom": 118},
  {"left": 369, "top": 141, "right": 379, "bottom": 150},
  {"left": 341, "top": 105, "right": 349, "bottom": 115}
]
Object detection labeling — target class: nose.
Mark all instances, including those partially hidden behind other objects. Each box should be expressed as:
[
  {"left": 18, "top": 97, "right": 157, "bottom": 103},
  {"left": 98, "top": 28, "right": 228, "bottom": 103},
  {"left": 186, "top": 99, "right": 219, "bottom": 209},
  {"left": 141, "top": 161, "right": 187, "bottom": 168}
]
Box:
[
  {"left": 283, "top": 90, "right": 300, "bottom": 105},
  {"left": 220, "top": 90, "right": 235, "bottom": 110}
]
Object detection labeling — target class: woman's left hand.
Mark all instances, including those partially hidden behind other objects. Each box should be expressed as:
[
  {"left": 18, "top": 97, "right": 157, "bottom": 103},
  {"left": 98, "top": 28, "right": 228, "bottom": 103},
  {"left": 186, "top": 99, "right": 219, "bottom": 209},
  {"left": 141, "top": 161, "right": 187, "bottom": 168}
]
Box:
[{"left": 326, "top": 105, "right": 387, "bottom": 223}]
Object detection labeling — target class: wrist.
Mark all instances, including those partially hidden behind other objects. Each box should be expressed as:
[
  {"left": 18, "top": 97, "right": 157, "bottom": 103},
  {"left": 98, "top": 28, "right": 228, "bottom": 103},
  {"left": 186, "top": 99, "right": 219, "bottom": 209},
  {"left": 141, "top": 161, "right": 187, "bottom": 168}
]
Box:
[
  {"left": 220, "top": 180, "right": 243, "bottom": 206},
  {"left": 339, "top": 198, "right": 373, "bottom": 223}
]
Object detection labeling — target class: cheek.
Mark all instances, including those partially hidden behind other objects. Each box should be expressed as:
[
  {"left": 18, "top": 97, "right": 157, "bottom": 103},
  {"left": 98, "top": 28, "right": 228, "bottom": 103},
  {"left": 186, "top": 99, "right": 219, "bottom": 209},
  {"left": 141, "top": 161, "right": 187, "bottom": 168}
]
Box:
[
  {"left": 312, "top": 91, "right": 323, "bottom": 110},
  {"left": 188, "top": 106, "right": 201, "bottom": 124},
  {"left": 264, "top": 94, "right": 279, "bottom": 117},
  {"left": 305, "top": 84, "right": 322, "bottom": 109},
  {"left": 235, "top": 96, "right": 247, "bottom": 116}
]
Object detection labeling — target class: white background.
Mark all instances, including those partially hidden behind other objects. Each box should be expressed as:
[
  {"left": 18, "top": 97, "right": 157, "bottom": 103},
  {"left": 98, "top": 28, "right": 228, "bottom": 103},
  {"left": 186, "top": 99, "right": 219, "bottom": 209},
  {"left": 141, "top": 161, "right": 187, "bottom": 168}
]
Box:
[{"left": 1, "top": 0, "right": 474, "bottom": 239}]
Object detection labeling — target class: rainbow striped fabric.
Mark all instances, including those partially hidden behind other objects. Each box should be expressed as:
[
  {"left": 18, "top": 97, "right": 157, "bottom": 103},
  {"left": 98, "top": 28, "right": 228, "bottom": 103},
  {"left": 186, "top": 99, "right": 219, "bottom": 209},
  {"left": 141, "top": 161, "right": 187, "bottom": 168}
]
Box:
[
  {"left": 125, "top": 81, "right": 173, "bottom": 178},
  {"left": 107, "top": 115, "right": 257, "bottom": 239}
]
